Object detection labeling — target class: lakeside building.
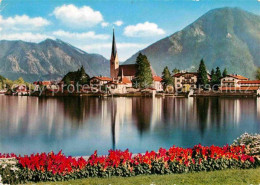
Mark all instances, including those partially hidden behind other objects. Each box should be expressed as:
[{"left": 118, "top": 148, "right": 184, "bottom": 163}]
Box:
[
  {"left": 220, "top": 74, "right": 248, "bottom": 87},
  {"left": 152, "top": 76, "right": 163, "bottom": 92},
  {"left": 237, "top": 80, "right": 260, "bottom": 87},
  {"left": 89, "top": 76, "right": 113, "bottom": 88},
  {"left": 33, "top": 81, "right": 59, "bottom": 91},
  {"left": 173, "top": 72, "right": 211, "bottom": 92}
]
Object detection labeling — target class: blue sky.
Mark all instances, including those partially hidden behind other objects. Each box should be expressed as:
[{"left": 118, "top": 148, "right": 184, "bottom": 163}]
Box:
[{"left": 0, "top": 0, "right": 259, "bottom": 61}]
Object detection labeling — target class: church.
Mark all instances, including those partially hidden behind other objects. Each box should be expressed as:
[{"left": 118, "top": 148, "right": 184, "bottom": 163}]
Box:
[
  {"left": 89, "top": 30, "right": 163, "bottom": 92},
  {"left": 110, "top": 30, "right": 162, "bottom": 91}
]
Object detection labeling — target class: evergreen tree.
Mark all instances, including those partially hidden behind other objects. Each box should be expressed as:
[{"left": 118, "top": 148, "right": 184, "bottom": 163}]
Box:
[
  {"left": 197, "top": 59, "right": 208, "bottom": 88},
  {"left": 162, "top": 66, "right": 173, "bottom": 88},
  {"left": 210, "top": 69, "right": 217, "bottom": 87},
  {"left": 215, "top": 67, "right": 222, "bottom": 85},
  {"left": 172, "top": 68, "right": 180, "bottom": 75},
  {"left": 79, "top": 66, "right": 89, "bottom": 84},
  {"left": 64, "top": 76, "right": 71, "bottom": 85},
  {"left": 222, "top": 68, "right": 228, "bottom": 77},
  {"left": 135, "top": 53, "right": 153, "bottom": 88},
  {"left": 256, "top": 67, "right": 260, "bottom": 80}
]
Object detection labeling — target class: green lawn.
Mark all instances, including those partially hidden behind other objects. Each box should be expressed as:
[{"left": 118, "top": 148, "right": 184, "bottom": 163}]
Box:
[{"left": 29, "top": 168, "right": 260, "bottom": 185}]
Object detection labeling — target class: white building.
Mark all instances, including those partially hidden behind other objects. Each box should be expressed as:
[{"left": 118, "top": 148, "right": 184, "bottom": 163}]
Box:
[{"left": 221, "top": 74, "right": 248, "bottom": 87}]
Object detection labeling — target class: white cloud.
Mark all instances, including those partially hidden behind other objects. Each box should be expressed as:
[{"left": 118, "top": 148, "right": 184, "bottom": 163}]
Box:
[
  {"left": 52, "top": 30, "right": 109, "bottom": 40},
  {"left": 0, "top": 32, "right": 53, "bottom": 42},
  {"left": 0, "top": 15, "right": 50, "bottom": 31},
  {"left": 114, "top": 20, "right": 123, "bottom": 26},
  {"left": 124, "top": 21, "right": 165, "bottom": 37},
  {"left": 53, "top": 4, "right": 103, "bottom": 28},
  {"left": 101, "top": 22, "right": 109, "bottom": 27}
]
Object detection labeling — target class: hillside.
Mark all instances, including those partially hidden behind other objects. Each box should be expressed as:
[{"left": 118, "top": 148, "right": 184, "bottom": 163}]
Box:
[
  {"left": 0, "top": 39, "right": 109, "bottom": 82},
  {"left": 124, "top": 7, "right": 260, "bottom": 79}
]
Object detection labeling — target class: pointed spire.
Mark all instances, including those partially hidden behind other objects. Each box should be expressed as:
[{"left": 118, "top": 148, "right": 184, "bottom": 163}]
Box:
[{"left": 111, "top": 29, "right": 117, "bottom": 58}]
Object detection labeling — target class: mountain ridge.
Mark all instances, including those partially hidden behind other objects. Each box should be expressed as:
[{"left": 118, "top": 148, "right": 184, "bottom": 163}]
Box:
[
  {"left": 0, "top": 39, "right": 109, "bottom": 82},
  {"left": 124, "top": 7, "right": 260, "bottom": 79}
]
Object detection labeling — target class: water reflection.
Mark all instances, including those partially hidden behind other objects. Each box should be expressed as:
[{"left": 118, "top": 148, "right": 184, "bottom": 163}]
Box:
[{"left": 0, "top": 96, "right": 259, "bottom": 156}]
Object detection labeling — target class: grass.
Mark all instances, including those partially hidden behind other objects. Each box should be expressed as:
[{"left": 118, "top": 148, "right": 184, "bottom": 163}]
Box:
[{"left": 28, "top": 167, "right": 260, "bottom": 185}]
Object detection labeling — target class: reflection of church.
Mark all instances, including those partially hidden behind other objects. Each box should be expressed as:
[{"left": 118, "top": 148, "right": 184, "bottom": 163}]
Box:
[{"left": 109, "top": 29, "right": 163, "bottom": 91}]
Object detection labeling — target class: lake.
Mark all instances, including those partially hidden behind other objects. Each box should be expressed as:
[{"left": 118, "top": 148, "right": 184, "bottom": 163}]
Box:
[{"left": 0, "top": 96, "right": 259, "bottom": 156}]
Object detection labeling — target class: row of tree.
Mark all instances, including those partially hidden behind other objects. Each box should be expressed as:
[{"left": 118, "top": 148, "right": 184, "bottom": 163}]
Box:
[
  {"left": 134, "top": 53, "right": 229, "bottom": 90},
  {"left": 197, "top": 59, "right": 228, "bottom": 89}
]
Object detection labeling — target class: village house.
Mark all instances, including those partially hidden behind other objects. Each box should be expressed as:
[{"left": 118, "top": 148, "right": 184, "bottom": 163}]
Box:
[
  {"left": 89, "top": 76, "right": 112, "bottom": 88},
  {"left": 33, "top": 81, "right": 59, "bottom": 91},
  {"left": 13, "top": 85, "right": 29, "bottom": 95},
  {"left": 106, "top": 81, "right": 128, "bottom": 94},
  {"left": 237, "top": 80, "right": 260, "bottom": 87},
  {"left": 220, "top": 74, "right": 248, "bottom": 87},
  {"left": 173, "top": 72, "right": 198, "bottom": 91},
  {"left": 152, "top": 76, "right": 163, "bottom": 92}
]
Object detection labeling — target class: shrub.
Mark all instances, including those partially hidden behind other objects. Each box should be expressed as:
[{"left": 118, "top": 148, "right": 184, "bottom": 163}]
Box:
[
  {"left": 232, "top": 133, "right": 260, "bottom": 161},
  {"left": 0, "top": 143, "right": 259, "bottom": 184}
]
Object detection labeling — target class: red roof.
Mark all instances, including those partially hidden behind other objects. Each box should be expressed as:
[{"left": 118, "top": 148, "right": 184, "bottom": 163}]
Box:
[
  {"left": 107, "top": 81, "right": 126, "bottom": 85},
  {"left": 92, "top": 76, "right": 112, "bottom": 81},
  {"left": 121, "top": 77, "right": 132, "bottom": 84},
  {"left": 219, "top": 87, "right": 259, "bottom": 91},
  {"left": 238, "top": 80, "right": 260, "bottom": 84},
  {"left": 33, "top": 81, "right": 51, "bottom": 85},
  {"left": 118, "top": 64, "right": 156, "bottom": 77},
  {"left": 173, "top": 72, "right": 198, "bottom": 78},
  {"left": 227, "top": 75, "right": 248, "bottom": 80},
  {"left": 153, "top": 76, "right": 162, "bottom": 82}
]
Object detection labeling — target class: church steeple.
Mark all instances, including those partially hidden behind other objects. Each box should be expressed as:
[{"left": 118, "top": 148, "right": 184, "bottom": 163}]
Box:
[
  {"left": 111, "top": 29, "right": 117, "bottom": 59},
  {"left": 110, "top": 29, "right": 119, "bottom": 79}
]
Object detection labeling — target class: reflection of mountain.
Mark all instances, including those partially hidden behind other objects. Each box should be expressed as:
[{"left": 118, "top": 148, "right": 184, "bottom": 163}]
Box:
[{"left": 0, "top": 96, "right": 259, "bottom": 155}]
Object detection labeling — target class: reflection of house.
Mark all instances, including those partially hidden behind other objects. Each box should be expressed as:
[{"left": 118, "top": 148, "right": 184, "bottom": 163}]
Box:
[
  {"left": 89, "top": 76, "right": 112, "bottom": 88},
  {"left": 173, "top": 72, "right": 198, "bottom": 91},
  {"left": 152, "top": 76, "right": 163, "bottom": 91},
  {"left": 221, "top": 74, "right": 248, "bottom": 87}
]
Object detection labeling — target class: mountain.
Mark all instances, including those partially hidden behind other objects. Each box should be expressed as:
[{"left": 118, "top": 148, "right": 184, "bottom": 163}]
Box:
[
  {"left": 124, "top": 7, "right": 260, "bottom": 79},
  {"left": 0, "top": 39, "right": 109, "bottom": 82}
]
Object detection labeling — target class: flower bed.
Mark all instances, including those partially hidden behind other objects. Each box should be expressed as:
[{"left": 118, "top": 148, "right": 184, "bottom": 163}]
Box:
[{"left": 0, "top": 144, "right": 259, "bottom": 184}]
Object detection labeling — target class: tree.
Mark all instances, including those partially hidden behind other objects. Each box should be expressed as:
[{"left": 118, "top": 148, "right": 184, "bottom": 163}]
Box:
[
  {"left": 172, "top": 68, "right": 180, "bottom": 75},
  {"left": 79, "top": 66, "right": 89, "bottom": 84},
  {"left": 222, "top": 68, "right": 228, "bottom": 77},
  {"left": 197, "top": 59, "right": 208, "bottom": 88},
  {"left": 256, "top": 67, "right": 260, "bottom": 80},
  {"left": 210, "top": 69, "right": 217, "bottom": 87},
  {"left": 64, "top": 76, "right": 71, "bottom": 85},
  {"left": 162, "top": 66, "right": 173, "bottom": 89},
  {"left": 215, "top": 67, "right": 222, "bottom": 85},
  {"left": 135, "top": 53, "right": 153, "bottom": 88}
]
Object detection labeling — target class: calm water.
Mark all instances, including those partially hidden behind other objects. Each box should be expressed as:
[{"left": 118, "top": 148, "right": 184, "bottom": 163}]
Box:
[{"left": 0, "top": 95, "right": 259, "bottom": 156}]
